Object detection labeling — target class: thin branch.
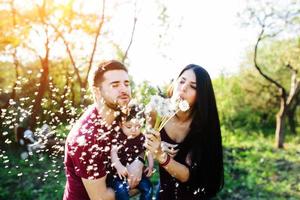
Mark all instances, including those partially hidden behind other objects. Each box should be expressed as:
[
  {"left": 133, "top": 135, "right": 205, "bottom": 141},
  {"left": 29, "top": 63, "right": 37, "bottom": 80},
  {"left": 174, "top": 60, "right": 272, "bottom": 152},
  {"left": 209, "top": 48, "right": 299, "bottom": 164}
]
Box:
[
  {"left": 122, "top": 1, "right": 138, "bottom": 63},
  {"left": 49, "top": 23, "right": 83, "bottom": 88},
  {"left": 285, "top": 63, "right": 298, "bottom": 74},
  {"left": 84, "top": 0, "right": 106, "bottom": 88},
  {"left": 253, "top": 27, "right": 287, "bottom": 100}
]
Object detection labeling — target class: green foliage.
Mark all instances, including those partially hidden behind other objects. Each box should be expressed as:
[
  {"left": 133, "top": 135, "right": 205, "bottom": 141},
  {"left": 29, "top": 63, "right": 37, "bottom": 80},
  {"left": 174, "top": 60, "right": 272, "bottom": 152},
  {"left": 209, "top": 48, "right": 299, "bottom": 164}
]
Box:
[
  {"left": 216, "top": 128, "right": 300, "bottom": 200},
  {"left": 0, "top": 150, "right": 65, "bottom": 200},
  {"left": 213, "top": 37, "right": 300, "bottom": 133},
  {"left": 255, "top": 38, "right": 300, "bottom": 88},
  {"left": 133, "top": 81, "right": 158, "bottom": 105},
  {"left": 213, "top": 75, "right": 276, "bottom": 132}
]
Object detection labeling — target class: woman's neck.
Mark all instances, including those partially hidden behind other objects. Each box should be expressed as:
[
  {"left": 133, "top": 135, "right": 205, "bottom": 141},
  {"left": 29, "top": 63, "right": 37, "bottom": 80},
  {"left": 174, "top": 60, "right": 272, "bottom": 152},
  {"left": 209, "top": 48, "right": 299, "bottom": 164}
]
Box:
[{"left": 174, "top": 110, "right": 193, "bottom": 123}]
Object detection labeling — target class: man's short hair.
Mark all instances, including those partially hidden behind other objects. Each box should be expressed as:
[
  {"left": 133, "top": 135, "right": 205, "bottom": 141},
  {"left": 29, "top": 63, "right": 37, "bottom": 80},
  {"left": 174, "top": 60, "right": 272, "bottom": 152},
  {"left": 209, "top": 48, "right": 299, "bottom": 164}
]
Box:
[{"left": 88, "top": 60, "right": 128, "bottom": 88}]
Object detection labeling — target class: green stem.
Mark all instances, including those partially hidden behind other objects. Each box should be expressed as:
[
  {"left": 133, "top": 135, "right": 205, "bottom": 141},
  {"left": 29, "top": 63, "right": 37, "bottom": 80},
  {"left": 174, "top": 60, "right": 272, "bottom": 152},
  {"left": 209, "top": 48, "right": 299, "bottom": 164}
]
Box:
[{"left": 154, "top": 115, "right": 161, "bottom": 130}]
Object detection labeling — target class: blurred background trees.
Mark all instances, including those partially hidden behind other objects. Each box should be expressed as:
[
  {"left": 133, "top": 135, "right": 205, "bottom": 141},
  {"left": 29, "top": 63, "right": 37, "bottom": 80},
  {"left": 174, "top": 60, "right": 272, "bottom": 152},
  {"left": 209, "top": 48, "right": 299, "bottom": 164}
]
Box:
[
  {"left": 0, "top": 0, "right": 300, "bottom": 199},
  {"left": 0, "top": 0, "right": 299, "bottom": 148}
]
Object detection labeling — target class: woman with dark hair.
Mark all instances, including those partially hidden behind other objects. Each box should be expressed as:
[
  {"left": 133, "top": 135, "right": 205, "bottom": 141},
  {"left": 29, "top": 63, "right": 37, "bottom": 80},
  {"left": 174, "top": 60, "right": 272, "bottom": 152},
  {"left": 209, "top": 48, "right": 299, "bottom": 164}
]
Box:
[{"left": 145, "top": 64, "right": 224, "bottom": 199}]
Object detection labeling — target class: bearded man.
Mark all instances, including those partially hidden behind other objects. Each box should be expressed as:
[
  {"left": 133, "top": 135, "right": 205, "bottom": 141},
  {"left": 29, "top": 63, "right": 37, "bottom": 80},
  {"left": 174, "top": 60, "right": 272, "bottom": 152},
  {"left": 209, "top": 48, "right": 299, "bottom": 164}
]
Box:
[{"left": 63, "top": 60, "right": 144, "bottom": 200}]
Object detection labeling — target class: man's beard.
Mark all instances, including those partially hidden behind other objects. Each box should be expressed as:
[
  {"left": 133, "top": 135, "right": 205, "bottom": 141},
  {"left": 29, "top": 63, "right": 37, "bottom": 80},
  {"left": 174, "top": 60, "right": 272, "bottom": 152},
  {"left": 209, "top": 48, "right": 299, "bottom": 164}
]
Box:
[
  {"left": 104, "top": 99, "right": 119, "bottom": 111},
  {"left": 102, "top": 98, "right": 129, "bottom": 115}
]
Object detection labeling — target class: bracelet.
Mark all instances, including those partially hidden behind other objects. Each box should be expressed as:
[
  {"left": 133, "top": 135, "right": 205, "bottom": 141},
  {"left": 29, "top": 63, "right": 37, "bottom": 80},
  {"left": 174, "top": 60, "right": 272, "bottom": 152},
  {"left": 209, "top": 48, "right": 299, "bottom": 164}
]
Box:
[
  {"left": 160, "top": 154, "right": 171, "bottom": 167},
  {"left": 137, "top": 156, "right": 145, "bottom": 164}
]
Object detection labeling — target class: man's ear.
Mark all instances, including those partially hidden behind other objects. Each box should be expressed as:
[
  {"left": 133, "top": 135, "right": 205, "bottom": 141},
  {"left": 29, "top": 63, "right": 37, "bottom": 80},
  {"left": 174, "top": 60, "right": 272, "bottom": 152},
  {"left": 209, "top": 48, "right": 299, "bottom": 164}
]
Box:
[{"left": 92, "top": 86, "right": 102, "bottom": 102}]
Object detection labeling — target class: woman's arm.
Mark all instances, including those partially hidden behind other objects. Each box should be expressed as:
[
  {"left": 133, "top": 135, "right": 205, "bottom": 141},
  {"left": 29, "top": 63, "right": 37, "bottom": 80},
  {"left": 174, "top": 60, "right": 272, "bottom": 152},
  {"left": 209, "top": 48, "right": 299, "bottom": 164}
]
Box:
[
  {"left": 159, "top": 153, "right": 190, "bottom": 182},
  {"left": 144, "top": 131, "right": 190, "bottom": 182}
]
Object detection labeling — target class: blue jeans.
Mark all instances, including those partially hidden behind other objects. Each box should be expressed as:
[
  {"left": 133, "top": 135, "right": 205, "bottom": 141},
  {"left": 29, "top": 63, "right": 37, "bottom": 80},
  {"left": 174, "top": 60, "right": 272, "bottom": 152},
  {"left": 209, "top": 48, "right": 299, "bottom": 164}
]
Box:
[
  {"left": 110, "top": 176, "right": 153, "bottom": 200},
  {"left": 155, "top": 182, "right": 160, "bottom": 200}
]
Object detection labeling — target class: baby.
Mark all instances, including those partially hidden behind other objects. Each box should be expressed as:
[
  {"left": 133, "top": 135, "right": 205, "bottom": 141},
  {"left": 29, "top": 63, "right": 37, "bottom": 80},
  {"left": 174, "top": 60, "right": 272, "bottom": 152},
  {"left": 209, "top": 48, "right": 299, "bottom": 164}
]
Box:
[{"left": 108, "top": 105, "right": 154, "bottom": 200}]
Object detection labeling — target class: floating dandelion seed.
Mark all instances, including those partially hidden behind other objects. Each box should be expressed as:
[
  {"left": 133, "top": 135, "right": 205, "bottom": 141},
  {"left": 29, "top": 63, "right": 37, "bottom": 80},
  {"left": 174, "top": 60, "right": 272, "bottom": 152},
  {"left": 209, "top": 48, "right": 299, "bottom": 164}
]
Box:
[
  {"left": 9, "top": 99, "right": 16, "bottom": 105},
  {"left": 5, "top": 139, "right": 12, "bottom": 144}
]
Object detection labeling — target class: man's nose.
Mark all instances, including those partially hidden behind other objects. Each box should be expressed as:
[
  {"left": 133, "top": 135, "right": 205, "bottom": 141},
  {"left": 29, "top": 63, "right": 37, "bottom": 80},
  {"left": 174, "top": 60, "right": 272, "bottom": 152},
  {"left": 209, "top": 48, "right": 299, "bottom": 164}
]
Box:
[{"left": 119, "top": 84, "right": 129, "bottom": 93}]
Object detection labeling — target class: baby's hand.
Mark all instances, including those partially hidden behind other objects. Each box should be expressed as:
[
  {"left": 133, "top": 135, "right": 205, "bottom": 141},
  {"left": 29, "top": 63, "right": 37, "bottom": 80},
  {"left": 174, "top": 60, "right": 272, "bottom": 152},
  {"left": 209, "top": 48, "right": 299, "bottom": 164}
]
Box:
[
  {"left": 144, "top": 166, "right": 154, "bottom": 177},
  {"left": 116, "top": 163, "right": 128, "bottom": 180}
]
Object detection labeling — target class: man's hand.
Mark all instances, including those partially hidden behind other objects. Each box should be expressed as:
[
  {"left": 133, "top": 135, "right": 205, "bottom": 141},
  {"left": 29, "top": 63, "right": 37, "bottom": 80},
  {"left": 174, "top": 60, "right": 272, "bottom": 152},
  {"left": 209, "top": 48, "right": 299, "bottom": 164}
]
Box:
[{"left": 127, "top": 159, "right": 143, "bottom": 189}]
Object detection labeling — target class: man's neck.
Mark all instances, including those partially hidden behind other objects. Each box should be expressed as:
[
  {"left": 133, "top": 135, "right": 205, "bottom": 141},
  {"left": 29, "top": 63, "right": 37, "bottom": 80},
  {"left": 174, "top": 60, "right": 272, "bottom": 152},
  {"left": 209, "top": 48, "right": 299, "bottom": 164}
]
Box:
[{"left": 95, "top": 103, "right": 116, "bottom": 125}]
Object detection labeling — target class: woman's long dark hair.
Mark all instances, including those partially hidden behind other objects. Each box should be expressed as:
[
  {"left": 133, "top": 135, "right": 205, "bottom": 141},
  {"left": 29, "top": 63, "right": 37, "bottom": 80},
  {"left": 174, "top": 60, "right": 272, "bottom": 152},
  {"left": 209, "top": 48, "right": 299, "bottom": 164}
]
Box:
[{"left": 179, "top": 64, "right": 224, "bottom": 198}]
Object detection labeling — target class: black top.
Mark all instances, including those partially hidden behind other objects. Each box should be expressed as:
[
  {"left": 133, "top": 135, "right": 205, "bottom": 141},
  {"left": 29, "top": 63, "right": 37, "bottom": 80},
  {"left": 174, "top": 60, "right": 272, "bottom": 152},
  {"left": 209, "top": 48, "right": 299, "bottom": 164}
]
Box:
[
  {"left": 107, "top": 131, "right": 145, "bottom": 177},
  {"left": 115, "top": 131, "right": 145, "bottom": 166},
  {"left": 158, "top": 128, "right": 207, "bottom": 200}
]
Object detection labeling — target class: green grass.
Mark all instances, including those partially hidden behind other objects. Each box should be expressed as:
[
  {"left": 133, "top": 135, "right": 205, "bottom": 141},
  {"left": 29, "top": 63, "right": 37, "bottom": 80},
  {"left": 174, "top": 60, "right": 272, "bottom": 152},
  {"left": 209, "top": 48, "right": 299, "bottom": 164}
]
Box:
[
  {"left": 0, "top": 148, "right": 65, "bottom": 200},
  {"left": 217, "top": 128, "right": 300, "bottom": 200},
  {"left": 0, "top": 128, "right": 299, "bottom": 199}
]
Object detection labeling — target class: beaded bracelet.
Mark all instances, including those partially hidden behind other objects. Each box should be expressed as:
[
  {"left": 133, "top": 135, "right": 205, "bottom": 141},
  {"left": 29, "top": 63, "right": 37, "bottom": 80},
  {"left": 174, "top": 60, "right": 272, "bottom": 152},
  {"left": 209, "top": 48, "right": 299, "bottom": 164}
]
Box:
[{"left": 160, "top": 154, "right": 171, "bottom": 167}]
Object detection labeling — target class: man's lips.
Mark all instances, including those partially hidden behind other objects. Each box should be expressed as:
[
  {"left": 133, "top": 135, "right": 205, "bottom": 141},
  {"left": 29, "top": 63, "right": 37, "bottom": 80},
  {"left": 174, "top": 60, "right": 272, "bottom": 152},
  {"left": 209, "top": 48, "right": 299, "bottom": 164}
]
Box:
[{"left": 119, "top": 95, "right": 130, "bottom": 100}]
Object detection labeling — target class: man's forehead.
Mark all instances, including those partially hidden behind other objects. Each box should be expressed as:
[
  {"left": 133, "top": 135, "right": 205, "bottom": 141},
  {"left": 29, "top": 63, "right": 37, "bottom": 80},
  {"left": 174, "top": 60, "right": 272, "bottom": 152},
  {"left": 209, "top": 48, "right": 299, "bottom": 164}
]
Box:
[{"left": 103, "top": 70, "right": 129, "bottom": 82}]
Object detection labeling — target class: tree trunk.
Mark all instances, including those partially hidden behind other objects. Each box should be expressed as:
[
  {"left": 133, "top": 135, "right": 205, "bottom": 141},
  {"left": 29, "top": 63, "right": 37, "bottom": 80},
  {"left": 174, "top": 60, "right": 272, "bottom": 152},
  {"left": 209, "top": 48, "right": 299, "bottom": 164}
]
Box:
[
  {"left": 275, "top": 98, "right": 287, "bottom": 148},
  {"left": 287, "top": 107, "right": 296, "bottom": 135},
  {"left": 29, "top": 58, "right": 49, "bottom": 129},
  {"left": 59, "top": 71, "right": 70, "bottom": 123},
  {"left": 287, "top": 93, "right": 300, "bottom": 135}
]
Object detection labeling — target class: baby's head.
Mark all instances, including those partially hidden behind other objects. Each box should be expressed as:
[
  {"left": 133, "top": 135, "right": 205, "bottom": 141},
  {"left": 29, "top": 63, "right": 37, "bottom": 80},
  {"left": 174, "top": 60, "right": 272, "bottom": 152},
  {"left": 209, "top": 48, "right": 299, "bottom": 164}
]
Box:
[{"left": 120, "top": 105, "right": 145, "bottom": 138}]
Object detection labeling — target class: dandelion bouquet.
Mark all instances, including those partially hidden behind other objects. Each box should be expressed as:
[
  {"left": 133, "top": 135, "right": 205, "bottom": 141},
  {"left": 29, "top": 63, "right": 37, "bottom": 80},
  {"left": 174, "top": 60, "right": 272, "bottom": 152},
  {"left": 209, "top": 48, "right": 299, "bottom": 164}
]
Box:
[{"left": 145, "top": 95, "right": 190, "bottom": 131}]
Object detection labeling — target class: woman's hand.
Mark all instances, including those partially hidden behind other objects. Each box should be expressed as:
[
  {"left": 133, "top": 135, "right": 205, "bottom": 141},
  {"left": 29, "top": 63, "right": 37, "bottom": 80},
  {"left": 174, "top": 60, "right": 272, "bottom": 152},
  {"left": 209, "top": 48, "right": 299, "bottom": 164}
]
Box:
[
  {"left": 161, "top": 141, "right": 179, "bottom": 158},
  {"left": 144, "top": 130, "right": 164, "bottom": 160}
]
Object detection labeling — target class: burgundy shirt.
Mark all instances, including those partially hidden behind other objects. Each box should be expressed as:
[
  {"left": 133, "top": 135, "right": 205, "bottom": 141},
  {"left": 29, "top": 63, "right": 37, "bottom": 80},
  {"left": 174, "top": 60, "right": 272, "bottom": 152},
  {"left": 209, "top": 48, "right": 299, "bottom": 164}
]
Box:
[{"left": 63, "top": 105, "right": 119, "bottom": 200}]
